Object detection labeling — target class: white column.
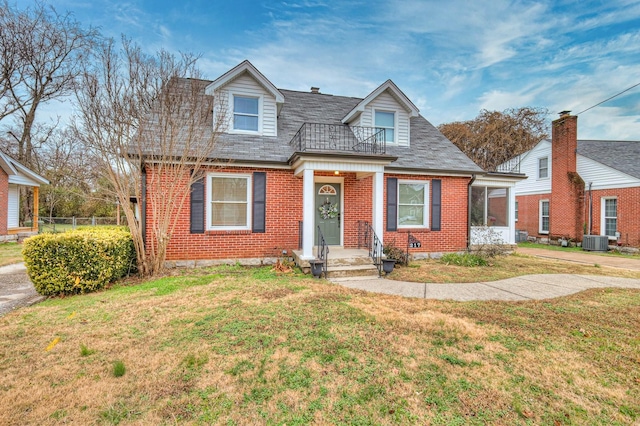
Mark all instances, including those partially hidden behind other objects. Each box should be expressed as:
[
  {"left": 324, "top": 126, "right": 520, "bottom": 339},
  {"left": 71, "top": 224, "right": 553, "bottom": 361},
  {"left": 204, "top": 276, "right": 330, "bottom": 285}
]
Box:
[
  {"left": 302, "top": 168, "right": 315, "bottom": 259},
  {"left": 372, "top": 171, "right": 384, "bottom": 246}
]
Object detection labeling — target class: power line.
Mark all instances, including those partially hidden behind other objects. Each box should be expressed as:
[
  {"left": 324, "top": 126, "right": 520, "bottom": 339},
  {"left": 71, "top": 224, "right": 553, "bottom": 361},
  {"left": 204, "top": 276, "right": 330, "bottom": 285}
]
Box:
[{"left": 576, "top": 81, "right": 640, "bottom": 115}]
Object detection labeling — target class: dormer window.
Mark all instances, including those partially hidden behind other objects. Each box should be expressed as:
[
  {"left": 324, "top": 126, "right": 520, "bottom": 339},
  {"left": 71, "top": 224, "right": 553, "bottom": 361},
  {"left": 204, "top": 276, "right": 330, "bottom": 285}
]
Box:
[
  {"left": 375, "top": 110, "right": 395, "bottom": 143},
  {"left": 233, "top": 95, "right": 259, "bottom": 132}
]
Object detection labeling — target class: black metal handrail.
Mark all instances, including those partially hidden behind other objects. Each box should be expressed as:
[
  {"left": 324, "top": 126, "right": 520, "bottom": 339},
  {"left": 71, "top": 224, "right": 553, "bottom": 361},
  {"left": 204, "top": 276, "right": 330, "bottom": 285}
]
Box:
[
  {"left": 316, "top": 225, "right": 329, "bottom": 278},
  {"left": 357, "top": 220, "right": 384, "bottom": 277},
  {"left": 290, "top": 123, "right": 387, "bottom": 154}
]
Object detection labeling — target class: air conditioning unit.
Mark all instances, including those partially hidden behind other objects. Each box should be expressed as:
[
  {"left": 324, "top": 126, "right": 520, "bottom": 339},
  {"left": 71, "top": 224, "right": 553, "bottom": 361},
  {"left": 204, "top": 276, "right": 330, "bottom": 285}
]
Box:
[
  {"left": 515, "top": 230, "right": 528, "bottom": 243},
  {"left": 582, "top": 235, "right": 609, "bottom": 252}
]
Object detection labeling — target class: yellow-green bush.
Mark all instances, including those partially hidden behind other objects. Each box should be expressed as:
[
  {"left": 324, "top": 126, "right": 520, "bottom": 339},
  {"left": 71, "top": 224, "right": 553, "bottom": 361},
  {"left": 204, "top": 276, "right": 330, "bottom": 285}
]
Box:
[{"left": 23, "top": 228, "right": 135, "bottom": 296}]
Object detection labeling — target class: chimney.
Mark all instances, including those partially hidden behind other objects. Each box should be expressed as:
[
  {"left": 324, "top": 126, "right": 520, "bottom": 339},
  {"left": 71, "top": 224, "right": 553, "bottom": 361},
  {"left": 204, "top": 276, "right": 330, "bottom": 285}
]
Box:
[
  {"left": 310, "top": 87, "right": 320, "bottom": 94},
  {"left": 550, "top": 111, "right": 584, "bottom": 241}
]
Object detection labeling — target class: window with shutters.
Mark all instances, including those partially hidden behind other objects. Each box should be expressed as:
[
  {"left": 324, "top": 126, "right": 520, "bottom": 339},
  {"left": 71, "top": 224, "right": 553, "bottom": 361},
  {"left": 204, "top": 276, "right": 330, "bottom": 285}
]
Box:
[
  {"left": 397, "top": 181, "right": 429, "bottom": 228},
  {"left": 206, "top": 174, "right": 252, "bottom": 230}
]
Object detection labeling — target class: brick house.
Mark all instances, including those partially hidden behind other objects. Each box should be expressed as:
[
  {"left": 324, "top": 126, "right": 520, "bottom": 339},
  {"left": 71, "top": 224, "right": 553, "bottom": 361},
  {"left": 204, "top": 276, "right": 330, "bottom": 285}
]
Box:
[
  {"left": 0, "top": 152, "right": 49, "bottom": 242},
  {"left": 506, "top": 111, "right": 640, "bottom": 247},
  {"left": 140, "top": 61, "right": 522, "bottom": 268}
]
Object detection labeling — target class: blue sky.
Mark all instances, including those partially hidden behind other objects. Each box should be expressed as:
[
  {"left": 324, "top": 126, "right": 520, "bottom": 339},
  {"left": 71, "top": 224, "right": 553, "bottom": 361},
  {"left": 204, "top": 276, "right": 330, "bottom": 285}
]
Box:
[{"left": 31, "top": 0, "right": 640, "bottom": 139}]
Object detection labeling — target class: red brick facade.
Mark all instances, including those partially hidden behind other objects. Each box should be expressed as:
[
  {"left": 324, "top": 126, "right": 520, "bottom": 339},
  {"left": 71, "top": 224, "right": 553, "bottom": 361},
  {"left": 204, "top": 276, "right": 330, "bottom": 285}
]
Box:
[
  {"left": 145, "top": 165, "right": 471, "bottom": 261},
  {"left": 0, "top": 169, "right": 8, "bottom": 236},
  {"left": 585, "top": 188, "right": 640, "bottom": 247},
  {"left": 515, "top": 113, "right": 640, "bottom": 247}
]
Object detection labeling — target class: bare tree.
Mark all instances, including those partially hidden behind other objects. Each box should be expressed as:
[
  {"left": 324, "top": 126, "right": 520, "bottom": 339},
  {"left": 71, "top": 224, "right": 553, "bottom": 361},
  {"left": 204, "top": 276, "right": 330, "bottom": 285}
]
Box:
[
  {"left": 74, "top": 38, "right": 226, "bottom": 277},
  {"left": 439, "top": 107, "right": 549, "bottom": 171},
  {"left": 0, "top": 1, "right": 96, "bottom": 166}
]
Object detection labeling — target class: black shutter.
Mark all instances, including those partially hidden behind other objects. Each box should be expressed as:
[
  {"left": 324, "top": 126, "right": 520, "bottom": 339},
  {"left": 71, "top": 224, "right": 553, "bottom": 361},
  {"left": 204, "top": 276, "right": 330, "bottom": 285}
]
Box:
[
  {"left": 386, "top": 177, "right": 398, "bottom": 231},
  {"left": 431, "top": 179, "right": 441, "bottom": 231},
  {"left": 252, "top": 172, "right": 266, "bottom": 233},
  {"left": 190, "top": 178, "right": 205, "bottom": 234}
]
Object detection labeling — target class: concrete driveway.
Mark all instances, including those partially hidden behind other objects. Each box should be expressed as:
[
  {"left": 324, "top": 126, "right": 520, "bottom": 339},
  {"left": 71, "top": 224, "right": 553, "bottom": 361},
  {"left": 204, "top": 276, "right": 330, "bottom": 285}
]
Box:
[{"left": 0, "top": 263, "right": 45, "bottom": 316}]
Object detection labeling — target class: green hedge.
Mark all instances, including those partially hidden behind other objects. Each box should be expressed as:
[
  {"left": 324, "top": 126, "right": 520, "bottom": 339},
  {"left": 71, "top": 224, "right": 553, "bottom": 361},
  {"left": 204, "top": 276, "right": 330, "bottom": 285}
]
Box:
[{"left": 23, "top": 228, "right": 135, "bottom": 296}]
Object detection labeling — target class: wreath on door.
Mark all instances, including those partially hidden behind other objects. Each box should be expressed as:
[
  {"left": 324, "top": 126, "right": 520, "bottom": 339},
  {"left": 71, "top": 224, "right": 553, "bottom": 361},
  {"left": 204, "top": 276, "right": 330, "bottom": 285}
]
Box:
[{"left": 318, "top": 200, "right": 339, "bottom": 219}]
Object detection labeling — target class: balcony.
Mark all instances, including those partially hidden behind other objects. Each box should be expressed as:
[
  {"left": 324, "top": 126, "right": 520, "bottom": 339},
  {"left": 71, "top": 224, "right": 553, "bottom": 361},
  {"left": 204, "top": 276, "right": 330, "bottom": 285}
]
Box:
[
  {"left": 495, "top": 156, "right": 521, "bottom": 173},
  {"left": 290, "top": 123, "right": 387, "bottom": 155}
]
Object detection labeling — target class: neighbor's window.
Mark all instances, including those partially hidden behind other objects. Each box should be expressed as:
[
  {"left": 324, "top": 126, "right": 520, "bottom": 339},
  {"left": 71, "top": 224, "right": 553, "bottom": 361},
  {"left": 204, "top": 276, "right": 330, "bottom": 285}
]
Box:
[
  {"left": 515, "top": 201, "right": 519, "bottom": 222},
  {"left": 398, "top": 181, "right": 428, "bottom": 227},
  {"left": 375, "top": 110, "right": 395, "bottom": 143},
  {"left": 602, "top": 198, "right": 617, "bottom": 237},
  {"left": 208, "top": 174, "right": 251, "bottom": 229},
  {"left": 233, "top": 95, "right": 259, "bottom": 132},
  {"left": 539, "top": 200, "right": 549, "bottom": 234},
  {"left": 471, "top": 186, "right": 508, "bottom": 227},
  {"left": 538, "top": 157, "right": 549, "bottom": 179}
]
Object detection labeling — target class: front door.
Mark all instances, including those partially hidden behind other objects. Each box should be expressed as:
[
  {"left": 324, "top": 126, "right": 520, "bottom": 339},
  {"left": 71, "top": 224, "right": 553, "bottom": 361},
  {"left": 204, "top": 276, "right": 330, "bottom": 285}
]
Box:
[{"left": 315, "top": 183, "right": 341, "bottom": 245}]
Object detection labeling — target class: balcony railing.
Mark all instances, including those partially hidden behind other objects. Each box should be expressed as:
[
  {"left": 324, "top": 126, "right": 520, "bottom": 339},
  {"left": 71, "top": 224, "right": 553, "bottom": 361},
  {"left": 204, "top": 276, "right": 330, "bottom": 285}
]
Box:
[
  {"left": 290, "top": 123, "right": 387, "bottom": 154},
  {"left": 495, "top": 156, "right": 521, "bottom": 173}
]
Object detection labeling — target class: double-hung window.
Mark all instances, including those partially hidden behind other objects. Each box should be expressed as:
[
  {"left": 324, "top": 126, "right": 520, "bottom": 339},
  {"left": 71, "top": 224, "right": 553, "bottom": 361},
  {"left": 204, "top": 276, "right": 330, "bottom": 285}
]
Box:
[
  {"left": 398, "top": 181, "right": 428, "bottom": 227},
  {"left": 208, "top": 174, "right": 251, "bottom": 230},
  {"left": 375, "top": 110, "right": 395, "bottom": 143},
  {"left": 602, "top": 198, "right": 617, "bottom": 237},
  {"left": 539, "top": 200, "right": 549, "bottom": 234},
  {"left": 538, "top": 157, "right": 549, "bottom": 179},
  {"left": 233, "top": 95, "right": 259, "bottom": 132}
]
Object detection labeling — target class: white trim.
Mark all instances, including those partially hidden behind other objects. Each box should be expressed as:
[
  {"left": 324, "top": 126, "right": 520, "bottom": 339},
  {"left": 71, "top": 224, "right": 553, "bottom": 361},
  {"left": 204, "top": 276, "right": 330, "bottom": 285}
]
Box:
[
  {"left": 205, "top": 60, "right": 284, "bottom": 104},
  {"left": 397, "top": 180, "right": 429, "bottom": 229},
  {"left": 314, "top": 176, "right": 344, "bottom": 246},
  {"left": 600, "top": 196, "right": 617, "bottom": 238},
  {"left": 0, "top": 151, "right": 49, "bottom": 186},
  {"left": 7, "top": 184, "right": 19, "bottom": 229},
  {"left": 342, "top": 79, "right": 419, "bottom": 124},
  {"left": 373, "top": 108, "right": 397, "bottom": 144},
  {"left": 206, "top": 173, "right": 252, "bottom": 231},
  {"left": 229, "top": 92, "right": 263, "bottom": 135},
  {"left": 539, "top": 199, "right": 549, "bottom": 234}
]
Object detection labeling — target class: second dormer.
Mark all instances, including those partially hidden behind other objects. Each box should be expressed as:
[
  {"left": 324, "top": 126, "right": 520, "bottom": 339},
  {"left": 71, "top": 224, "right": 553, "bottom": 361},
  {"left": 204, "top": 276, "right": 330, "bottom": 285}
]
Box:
[
  {"left": 205, "top": 60, "right": 284, "bottom": 137},
  {"left": 342, "top": 80, "right": 419, "bottom": 147}
]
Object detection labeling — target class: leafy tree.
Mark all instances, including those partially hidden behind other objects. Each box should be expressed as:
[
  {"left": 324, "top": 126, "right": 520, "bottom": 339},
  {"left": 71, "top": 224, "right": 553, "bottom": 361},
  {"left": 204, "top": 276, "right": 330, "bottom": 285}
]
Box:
[{"left": 438, "top": 107, "right": 549, "bottom": 171}]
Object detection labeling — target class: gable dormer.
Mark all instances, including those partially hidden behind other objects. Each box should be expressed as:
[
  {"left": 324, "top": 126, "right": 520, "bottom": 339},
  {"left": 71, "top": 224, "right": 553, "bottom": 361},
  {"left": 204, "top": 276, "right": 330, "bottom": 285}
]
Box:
[
  {"left": 342, "top": 80, "right": 419, "bottom": 147},
  {"left": 205, "top": 60, "right": 284, "bottom": 137}
]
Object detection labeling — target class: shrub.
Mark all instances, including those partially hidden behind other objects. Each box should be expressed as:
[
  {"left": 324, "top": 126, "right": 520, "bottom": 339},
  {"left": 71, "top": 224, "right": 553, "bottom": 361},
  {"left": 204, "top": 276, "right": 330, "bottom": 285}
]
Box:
[
  {"left": 440, "top": 253, "right": 488, "bottom": 267},
  {"left": 23, "top": 228, "right": 135, "bottom": 296}
]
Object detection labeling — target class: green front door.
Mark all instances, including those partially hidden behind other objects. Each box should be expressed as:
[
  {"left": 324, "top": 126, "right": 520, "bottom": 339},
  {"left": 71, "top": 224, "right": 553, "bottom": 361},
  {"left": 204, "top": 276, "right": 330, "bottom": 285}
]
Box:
[{"left": 315, "top": 183, "right": 341, "bottom": 245}]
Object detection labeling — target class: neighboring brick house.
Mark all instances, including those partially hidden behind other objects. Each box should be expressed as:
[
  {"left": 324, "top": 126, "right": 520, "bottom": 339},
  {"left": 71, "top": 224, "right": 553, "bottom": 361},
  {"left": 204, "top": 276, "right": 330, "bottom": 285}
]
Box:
[
  {"left": 0, "top": 152, "right": 49, "bottom": 242},
  {"left": 506, "top": 111, "right": 640, "bottom": 247},
  {"left": 139, "top": 60, "right": 522, "bottom": 266}
]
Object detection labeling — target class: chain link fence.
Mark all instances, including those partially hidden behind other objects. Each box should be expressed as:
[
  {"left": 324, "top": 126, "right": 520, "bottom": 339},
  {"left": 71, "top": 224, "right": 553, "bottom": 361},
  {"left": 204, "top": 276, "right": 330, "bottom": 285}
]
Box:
[{"left": 40, "top": 217, "right": 122, "bottom": 233}]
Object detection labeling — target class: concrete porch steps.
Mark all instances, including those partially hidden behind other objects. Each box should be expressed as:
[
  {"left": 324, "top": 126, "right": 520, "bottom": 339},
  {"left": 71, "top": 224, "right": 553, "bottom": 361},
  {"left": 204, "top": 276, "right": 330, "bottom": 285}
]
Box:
[{"left": 292, "top": 247, "right": 381, "bottom": 278}]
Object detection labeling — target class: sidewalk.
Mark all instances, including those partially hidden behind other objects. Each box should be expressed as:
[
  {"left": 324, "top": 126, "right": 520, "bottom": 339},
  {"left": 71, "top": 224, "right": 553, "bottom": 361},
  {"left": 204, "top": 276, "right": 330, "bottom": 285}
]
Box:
[
  {"left": 515, "top": 246, "right": 640, "bottom": 271},
  {"left": 330, "top": 274, "right": 640, "bottom": 301}
]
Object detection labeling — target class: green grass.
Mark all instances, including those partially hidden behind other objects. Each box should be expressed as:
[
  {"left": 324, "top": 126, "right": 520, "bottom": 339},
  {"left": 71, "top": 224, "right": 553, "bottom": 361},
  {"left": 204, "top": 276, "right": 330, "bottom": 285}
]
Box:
[
  {"left": 0, "top": 265, "right": 639, "bottom": 424},
  {"left": 0, "top": 242, "right": 23, "bottom": 266}
]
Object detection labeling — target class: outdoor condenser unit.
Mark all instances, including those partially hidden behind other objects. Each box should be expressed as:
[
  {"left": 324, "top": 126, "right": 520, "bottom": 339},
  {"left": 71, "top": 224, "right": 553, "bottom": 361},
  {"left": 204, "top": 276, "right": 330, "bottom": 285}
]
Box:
[{"left": 582, "top": 235, "right": 609, "bottom": 252}]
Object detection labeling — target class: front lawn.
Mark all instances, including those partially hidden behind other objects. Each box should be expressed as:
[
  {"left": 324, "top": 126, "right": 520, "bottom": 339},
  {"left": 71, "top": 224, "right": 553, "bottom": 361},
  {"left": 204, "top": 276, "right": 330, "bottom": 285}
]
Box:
[
  {"left": 0, "top": 242, "right": 23, "bottom": 267},
  {"left": 1, "top": 265, "right": 639, "bottom": 424},
  {"left": 518, "top": 241, "right": 640, "bottom": 257},
  {"left": 389, "top": 252, "right": 640, "bottom": 283}
]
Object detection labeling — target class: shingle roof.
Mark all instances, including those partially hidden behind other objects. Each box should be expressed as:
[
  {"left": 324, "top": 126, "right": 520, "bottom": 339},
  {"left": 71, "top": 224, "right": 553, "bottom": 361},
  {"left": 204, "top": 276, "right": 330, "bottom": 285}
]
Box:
[
  {"left": 577, "top": 140, "right": 640, "bottom": 179},
  {"left": 141, "top": 78, "right": 483, "bottom": 174}
]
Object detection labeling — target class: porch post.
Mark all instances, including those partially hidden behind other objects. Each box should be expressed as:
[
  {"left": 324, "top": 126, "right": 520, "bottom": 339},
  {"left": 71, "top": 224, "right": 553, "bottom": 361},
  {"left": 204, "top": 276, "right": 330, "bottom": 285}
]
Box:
[
  {"left": 32, "top": 186, "right": 39, "bottom": 232},
  {"left": 301, "top": 168, "right": 315, "bottom": 259},
  {"left": 372, "top": 171, "right": 384, "bottom": 246}
]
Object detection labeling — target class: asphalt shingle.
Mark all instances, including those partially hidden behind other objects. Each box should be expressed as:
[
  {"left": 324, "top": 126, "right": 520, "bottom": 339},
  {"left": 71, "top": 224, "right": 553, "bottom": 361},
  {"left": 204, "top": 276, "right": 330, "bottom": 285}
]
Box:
[{"left": 577, "top": 140, "right": 640, "bottom": 180}]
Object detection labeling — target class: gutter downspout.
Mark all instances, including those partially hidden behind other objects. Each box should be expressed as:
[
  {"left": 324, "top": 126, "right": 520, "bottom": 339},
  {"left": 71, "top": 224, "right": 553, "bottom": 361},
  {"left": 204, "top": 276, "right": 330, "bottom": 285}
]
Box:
[
  {"left": 467, "top": 174, "right": 477, "bottom": 251},
  {"left": 588, "top": 181, "right": 593, "bottom": 236}
]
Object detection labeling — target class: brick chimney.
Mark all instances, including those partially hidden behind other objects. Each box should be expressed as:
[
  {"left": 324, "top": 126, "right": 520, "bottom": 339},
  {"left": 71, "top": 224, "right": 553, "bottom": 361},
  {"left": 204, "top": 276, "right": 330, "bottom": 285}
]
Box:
[{"left": 550, "top": 111, "right": 584, "bottom": 241}]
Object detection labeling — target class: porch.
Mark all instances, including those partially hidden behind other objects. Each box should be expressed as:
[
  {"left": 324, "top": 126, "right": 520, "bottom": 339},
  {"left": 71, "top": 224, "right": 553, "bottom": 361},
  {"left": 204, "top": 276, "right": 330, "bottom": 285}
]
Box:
[{"left": 292, "top": 247, "right": 379, "bottom": 278}]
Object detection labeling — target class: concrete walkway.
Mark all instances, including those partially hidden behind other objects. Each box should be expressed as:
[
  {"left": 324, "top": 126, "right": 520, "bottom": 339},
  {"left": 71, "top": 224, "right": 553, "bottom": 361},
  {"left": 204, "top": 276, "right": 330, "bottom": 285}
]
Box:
[
  {"left": 516, "top": 246, "right": 640, "bottom": 271},
  {"left": 330, "top": 274, "right": 640, "bottom": 301},
  {"left": 0, "top": 263, "right": 45, "bottom": 316}
]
